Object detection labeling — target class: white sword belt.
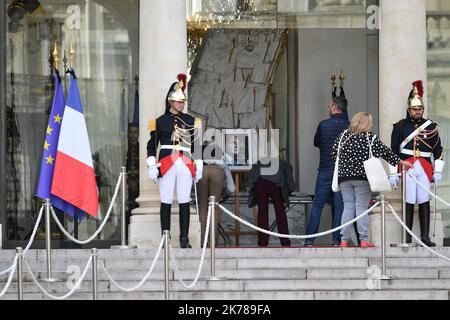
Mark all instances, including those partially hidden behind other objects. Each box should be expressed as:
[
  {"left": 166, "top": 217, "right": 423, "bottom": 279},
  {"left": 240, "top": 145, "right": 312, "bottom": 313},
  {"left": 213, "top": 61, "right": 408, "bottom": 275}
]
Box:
[
  {"left": 161, "top": 145, "right": 191, "bottom": 154},
  {"left": 401, "top": 148, "right": 432, "bottom": 158}
]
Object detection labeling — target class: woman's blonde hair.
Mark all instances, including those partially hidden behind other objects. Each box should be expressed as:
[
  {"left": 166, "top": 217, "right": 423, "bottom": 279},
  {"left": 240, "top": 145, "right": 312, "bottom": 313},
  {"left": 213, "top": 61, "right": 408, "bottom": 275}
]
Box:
[{"left": 349, "top": 112, "right": 373, "bottom": 134}]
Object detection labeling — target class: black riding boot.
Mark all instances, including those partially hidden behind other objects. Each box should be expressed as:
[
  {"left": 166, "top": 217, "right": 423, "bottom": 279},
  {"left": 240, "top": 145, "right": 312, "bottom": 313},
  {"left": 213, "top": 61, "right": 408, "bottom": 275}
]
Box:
[
  {"left": 179, "top": 203, "right": 192, "bottom": 248},
  {"left": 405, "top": 203, "right": 415, "bottom": 243},
  {"left": 419, "top": 202, "right": 436, "bottom": 247},
  {"left": 160, "top": 203, "right": 171, "bottom": 234}
]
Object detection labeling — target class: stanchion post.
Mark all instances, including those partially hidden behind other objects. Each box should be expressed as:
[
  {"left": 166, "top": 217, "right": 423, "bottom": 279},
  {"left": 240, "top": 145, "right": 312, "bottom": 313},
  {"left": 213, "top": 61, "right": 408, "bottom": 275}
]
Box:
[
  {"left": 163, "top": 230, "right": 170, "bottom": 300},
  {"left": 380, "top": 195, "right": 389, "bottom": 279},
  {"left": 401, "top": 165, "right": 407, "bottom": 243},
  {"left": 208, "top": 196, "right": 221, "bottom": 281},
  {"left": 433, "top": 183, "right": 437, "bottom": 237},
  {"left": 16, "top": 247, "right": 23, "bottom": 300},
  {"left": 42, "top": 199, "right": 59, "bottom": 282},
  {"left": 91, "top": 248, "right": 98, "bottom": 300},
  {"left": 111, "top": 167, "right": 136, "bottom": 249},
  {"left": 121, "top": 167, "right": 127, "bottom": 246}
]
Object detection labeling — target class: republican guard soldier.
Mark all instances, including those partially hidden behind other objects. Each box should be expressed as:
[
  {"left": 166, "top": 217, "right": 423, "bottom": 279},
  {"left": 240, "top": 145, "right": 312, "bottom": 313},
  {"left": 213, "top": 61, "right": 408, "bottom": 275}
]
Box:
[
  {"left": 390, "top": 80, "right": 445, "bottom": 247},
  {"left": 146, "top": 74, "right": 203, "bottom": 248}
]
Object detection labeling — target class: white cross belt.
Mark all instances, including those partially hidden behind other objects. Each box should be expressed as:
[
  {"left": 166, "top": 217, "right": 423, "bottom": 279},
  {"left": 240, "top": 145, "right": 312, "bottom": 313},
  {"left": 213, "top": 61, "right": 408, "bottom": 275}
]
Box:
[{"left": 401, "top": 148, "right": 432, "bottom": 158}]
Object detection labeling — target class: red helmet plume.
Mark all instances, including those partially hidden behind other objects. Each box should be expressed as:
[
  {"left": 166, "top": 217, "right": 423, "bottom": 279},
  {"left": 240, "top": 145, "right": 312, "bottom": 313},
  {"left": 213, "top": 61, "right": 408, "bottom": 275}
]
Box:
[
  {"left": 412, "top": 80, "right": 423, "bottom": 98},
  {"left": 177, "top": 73, "right": 187, "bottom": 92}
]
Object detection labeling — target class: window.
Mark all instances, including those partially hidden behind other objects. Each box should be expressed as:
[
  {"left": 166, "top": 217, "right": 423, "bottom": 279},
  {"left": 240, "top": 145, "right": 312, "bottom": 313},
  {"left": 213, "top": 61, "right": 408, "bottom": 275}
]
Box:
[{"left": 3, "top": 0, "right": 139, "bottom": 247}]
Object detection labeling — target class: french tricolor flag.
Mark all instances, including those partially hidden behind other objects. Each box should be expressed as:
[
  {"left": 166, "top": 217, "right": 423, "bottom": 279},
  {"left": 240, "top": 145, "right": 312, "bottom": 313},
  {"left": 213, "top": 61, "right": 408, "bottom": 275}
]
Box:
[{"left": 51, "top": 70, "right": 99, "bottom": 218}]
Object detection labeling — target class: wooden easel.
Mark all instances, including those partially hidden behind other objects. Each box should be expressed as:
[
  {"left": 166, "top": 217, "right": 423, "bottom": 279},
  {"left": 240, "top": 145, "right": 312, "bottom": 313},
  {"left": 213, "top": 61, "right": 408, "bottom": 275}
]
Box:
[{"left": 224, "top": 170, "right": 258, "bottom": 247}]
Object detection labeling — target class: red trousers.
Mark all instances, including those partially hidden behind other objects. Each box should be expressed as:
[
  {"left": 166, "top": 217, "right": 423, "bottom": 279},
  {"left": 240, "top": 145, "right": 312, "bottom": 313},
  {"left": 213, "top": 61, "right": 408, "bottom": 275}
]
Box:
[{"left": 254, "top": 179, "right": 291, "bottom": 247}]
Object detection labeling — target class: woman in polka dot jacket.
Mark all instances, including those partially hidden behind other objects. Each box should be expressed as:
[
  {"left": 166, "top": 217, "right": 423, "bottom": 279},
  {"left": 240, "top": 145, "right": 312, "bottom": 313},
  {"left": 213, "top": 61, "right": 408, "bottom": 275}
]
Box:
[{"left": 331, "top": 112, "right": 412, "bottom": 248}]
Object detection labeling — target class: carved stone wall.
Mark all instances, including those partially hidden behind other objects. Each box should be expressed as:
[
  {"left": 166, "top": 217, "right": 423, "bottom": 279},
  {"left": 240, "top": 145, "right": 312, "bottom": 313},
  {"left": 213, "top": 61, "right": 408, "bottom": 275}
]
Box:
[{"left": 188, "top": 28, "right": 287, "bottom": 130}]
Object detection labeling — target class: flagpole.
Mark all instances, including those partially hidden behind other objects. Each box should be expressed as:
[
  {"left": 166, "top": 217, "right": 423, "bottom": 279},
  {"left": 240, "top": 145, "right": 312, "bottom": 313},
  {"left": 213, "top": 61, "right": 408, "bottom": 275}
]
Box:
[
  {"left": 42, "top": 199, "right": 59, "bottom": 283},
  {"left": 111, "top": 167, "right": 137, "bottom": 249}
]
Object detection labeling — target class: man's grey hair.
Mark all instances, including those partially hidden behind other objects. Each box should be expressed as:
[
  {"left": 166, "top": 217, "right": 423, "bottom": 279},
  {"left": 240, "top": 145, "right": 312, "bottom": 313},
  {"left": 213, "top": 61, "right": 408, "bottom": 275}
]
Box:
[{"left": 332, "top": 96, "right": 348, "bottom": 113}]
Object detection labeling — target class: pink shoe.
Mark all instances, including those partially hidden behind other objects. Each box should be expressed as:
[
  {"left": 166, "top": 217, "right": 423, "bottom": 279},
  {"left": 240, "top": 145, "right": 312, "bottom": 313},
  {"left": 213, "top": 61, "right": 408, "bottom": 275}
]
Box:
[
  {"left": 360, "top": 241, "right": 375, "bottom": 248},
  {"left": 339, "top": 241, "right": 349, "bottom": 248}
]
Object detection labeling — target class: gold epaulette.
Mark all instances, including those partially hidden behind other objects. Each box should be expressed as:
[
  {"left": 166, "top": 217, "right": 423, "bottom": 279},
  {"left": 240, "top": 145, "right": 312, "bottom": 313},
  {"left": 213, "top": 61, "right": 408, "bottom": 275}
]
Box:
[
  {"left": 392, "top": 119, "right": 402, "bottom": 125},
  {"left": 148, "top": 118, "right": 156, "bottom": 132},
  {"left": 194, "top": 117, "right": 202, "bottom": 129}
]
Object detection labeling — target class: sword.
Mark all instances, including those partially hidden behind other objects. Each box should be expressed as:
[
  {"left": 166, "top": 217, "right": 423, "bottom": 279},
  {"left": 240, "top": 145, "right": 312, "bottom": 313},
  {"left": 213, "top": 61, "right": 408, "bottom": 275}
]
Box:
[
  {"left": 433, "top": 182, "right": 437, "bottom": 237},
  {"left": 193, "top": 178, "right": 201, "bottom": 234}
]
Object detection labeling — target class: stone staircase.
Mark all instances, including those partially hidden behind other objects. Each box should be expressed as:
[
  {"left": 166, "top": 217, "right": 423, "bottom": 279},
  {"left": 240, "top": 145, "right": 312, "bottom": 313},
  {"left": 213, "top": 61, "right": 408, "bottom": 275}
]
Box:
[{"left": 1, "top": 247, "right": 450, "bottom": 300}]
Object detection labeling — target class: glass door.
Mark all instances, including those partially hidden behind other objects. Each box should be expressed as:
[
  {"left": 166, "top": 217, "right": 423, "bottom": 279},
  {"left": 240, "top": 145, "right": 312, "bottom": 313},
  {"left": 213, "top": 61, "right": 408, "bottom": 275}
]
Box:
[{"left": 2, "top": 0, "right": 139, "bottom": 249}]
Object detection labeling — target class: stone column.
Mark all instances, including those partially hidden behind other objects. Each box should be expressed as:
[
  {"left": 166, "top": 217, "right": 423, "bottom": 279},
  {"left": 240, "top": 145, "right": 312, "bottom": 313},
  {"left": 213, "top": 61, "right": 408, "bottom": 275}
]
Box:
[
  {"left": 129, "top": 0, "right": 201, "bottom": 248},
  {"left": 370, "top": 0, "right": 443, "bottom": 246},
  {"left": 379, "top": 0, "right": 427, "bottom": 143}
]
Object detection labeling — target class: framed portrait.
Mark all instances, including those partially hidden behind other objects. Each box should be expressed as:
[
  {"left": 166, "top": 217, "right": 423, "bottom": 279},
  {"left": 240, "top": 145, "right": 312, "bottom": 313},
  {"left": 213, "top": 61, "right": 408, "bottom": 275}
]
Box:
[
  {"left": 202, "top": 128, "right": 226, "bottom": 164},
  {"left": 222, "top": 129, "right": 253, "bottom": 171}
]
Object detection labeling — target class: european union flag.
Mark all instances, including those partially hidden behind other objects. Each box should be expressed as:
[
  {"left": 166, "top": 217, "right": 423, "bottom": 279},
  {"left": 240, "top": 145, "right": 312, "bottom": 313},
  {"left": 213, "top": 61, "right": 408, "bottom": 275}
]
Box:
[{"left": 36, "top": 71, "right": 83, "bottom": 219}]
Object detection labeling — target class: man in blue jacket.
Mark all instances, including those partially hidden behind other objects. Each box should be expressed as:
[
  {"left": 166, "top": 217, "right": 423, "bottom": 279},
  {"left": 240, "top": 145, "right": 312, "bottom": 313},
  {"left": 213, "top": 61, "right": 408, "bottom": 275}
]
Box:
[{"left": 305, "top": 88, "right": 349, "bottom": 246}]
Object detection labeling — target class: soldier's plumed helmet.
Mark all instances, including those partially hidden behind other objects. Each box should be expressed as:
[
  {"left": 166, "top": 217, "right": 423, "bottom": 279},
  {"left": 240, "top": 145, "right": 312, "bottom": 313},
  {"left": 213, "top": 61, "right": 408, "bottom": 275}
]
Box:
[
  {"left": 166, "top": 73, "right": 188, "bottom": 106},
  {"left": 408, "top": 80, "right": 424, "bottom": 108}
]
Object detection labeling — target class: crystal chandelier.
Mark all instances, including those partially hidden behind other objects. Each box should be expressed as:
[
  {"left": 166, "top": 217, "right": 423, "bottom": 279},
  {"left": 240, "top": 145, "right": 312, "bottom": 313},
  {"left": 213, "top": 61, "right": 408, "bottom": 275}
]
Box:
[
  {"left": 187, "top": 12, "right": 207, "bottom": 67},
  {"left": 187, "top": 0, "right": 258, "bottom": 66}
]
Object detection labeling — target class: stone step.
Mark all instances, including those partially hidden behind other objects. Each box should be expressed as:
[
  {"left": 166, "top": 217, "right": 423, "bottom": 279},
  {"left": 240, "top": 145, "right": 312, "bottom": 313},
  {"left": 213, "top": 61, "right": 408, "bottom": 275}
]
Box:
[
  {"left": 2, "top": 247, "right": 450, "bottom": 301},
  {"left": 306, "top": 268, "right": 440, "bottom": 280},
  {"left": 3, "top": 258, "right": 450, "bottom": 275},
  {"left": 3, "top": 279, "right": 450, "bottom": 293},
  {"left": 3, "top": 267, "right": 449, "bottom": 282},
  {"left": 369, "top": 257, "right": 450, "bottom": 268},
  {"left": 2, "top": 247, "right": 450, "bottom": 262},
  {"left": 1, "top": 290, "right": 449, "bottom": 301},
  {"left": 1, "top": 257, "right": 374, "bottom": 271},
  {"left": 2, "top": 290, "right": 450, "bottom": 304}
]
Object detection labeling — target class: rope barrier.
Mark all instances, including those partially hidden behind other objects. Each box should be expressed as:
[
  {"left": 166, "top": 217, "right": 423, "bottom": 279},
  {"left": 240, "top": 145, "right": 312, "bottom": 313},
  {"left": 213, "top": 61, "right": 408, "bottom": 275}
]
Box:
[
  {"left": 217, "top": 201, "right": 380, "bottom": 240},
  {"left": 3, "top": 187, "right": 449, "bottom": 300},
  {"left": 169, "top": 205, "right": 212, "bottom": 289},
  {"left": 0, "top": 264, "right": 13, "bottom": 277},
  {"left": 99, "top": 237, "right": 164, "bottom": 292},
  {"left": 407, "top": 172, "right": 450, "bottom": 207},
  {"left": 387, "top": 202, "right": 450, "bottom": 263},
  {"left": 0, "top": 256, "right": 18, "bottom": 299},
  {"left": 50, "top": 174, "right": 121, "bottom": 244},
  {"left": 0, "top": 206, "right": 44, "bottom": 277},
  {"left": 23, "top": 255, "right": 93, "bottom": 300},
  {"left": 23, "top": 206, "right": 45, "bottom": 255}
]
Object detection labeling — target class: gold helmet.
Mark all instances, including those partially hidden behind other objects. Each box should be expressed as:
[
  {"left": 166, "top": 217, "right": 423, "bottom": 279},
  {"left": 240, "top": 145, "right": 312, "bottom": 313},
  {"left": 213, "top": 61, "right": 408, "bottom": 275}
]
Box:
[
  {"left": 407, "top": 80, "right": 424, "bottom": 109},
  {"left": 167, "top": 73, "right": 187, "bottom": 102},
  {"left": 168, "top": 82, "right": 186, "bottom": 102}
]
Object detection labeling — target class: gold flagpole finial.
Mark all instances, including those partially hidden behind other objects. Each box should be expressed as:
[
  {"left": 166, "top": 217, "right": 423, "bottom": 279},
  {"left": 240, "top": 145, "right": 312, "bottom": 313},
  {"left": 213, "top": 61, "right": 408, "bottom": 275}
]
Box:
[
  {"left": 52, "top": 42, "right": 60, "bottom": 71},
  {"left": 331, "top": 72, "right": 336, "bottom": 90},
  {"left": 339, "top": 70, "right": 345, "bottom": 88},
  {"left": 68, "top": 43, "right": 75, "bottom": 69}
]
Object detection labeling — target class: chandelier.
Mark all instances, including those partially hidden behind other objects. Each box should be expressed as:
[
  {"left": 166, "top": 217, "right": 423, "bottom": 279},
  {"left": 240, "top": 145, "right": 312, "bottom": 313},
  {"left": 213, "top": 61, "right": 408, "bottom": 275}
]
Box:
[
  {"left": 187, "top": 0, "right": 257, "bottom": 66},
  {"left": 187, "top": 12, "right": 207, "bottom": 67}
]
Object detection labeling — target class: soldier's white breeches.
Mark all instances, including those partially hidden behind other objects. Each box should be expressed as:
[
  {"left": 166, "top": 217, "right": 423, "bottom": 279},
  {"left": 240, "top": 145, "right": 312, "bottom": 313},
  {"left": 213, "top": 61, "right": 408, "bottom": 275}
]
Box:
[
  {"left": 405, "top": 160, "right": 430, "bottom": 205},
  {"left": 159, "top": 158, "right": 193, "bottom": 204}
]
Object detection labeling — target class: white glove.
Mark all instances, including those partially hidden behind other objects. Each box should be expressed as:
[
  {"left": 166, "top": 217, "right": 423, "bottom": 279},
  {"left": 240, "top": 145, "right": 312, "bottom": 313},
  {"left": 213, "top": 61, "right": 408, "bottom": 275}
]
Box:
[
  {"left": 147, "top": 157, "right": 159, "bottom": 183},
  {"left": 433, "top": 172, "right": 442, "bottom": 183},
  {"left": 194, "top": 159, "right": 203, "bottom": 183},
  {"left": 435, "top": 159, "right": 445, "bottom": 173},
  {"left": 147, "top": 156, "right": 156, "bottom": 167},
  {"left": 148, "top": 167, "right": 159, "bottom": 182},
  {"left": 389, "top": 176, "right": 399, "bottom": 189}
]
